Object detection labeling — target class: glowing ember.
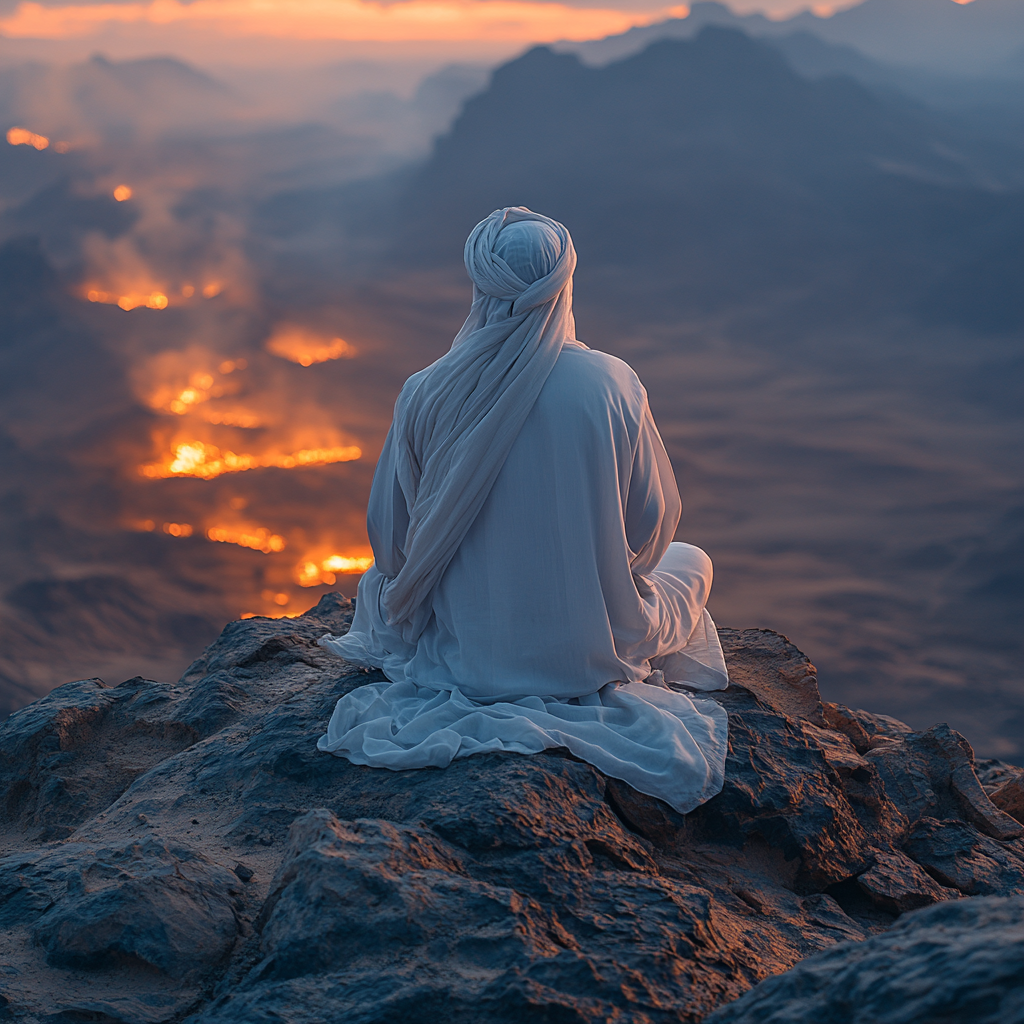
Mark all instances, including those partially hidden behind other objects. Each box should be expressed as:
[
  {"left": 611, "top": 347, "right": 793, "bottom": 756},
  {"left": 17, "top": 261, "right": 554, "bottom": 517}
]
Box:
[
  {"left": 199, "top": 409, "right": 262, "bottom": 428},
  {"left": 266, "top": 327, "right": 356, "bottom": 367},
  {"left": 207, "top": 525, "right": 286, "bottom": 554},
  {"left": 113, "top": 184, "right": 133, "bottom": 202},
  {"left": 145, "top": 367, "right": 244, "bottom": 418},
  {"left": 87, "top": 288, "right": 168, "bottom": 311},
  {"left": 297, "top": 553, "right": 374, "bottom": 587},
  {"left": 7, "top": 126, "right": 48, "bottom": 150},
  {"left": 322, "top": 554, "right": 374, "bottom": 573},
  {"left": 162, "top": 372, "right": 217, "bottom": 414},
  {"left": 162, "top": 522, "right": 193, "bottom": 537},
  {"left": 140, "top": 441, "right": 362, "bottom": 480}
]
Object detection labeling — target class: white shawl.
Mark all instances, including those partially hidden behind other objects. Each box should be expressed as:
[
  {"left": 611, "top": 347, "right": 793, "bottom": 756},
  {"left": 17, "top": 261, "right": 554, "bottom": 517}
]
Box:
[{"left": 372, "top": 207, "right": 576, "bottom": 638}]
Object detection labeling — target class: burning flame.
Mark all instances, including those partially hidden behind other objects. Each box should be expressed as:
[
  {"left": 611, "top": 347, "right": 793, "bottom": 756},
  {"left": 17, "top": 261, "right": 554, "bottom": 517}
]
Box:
[
  {"left": 161, "top": 371, "right": 218, "bottom": 414},
  {"left": 199, "top": 409, "right": 263, "bottom": 427},
  {"left": 129, "top": 519, "right": 194, "bottom": 535},
  {"left": 140, "top": 441, "right": 362, "bottom": 480},
  {"left": 266, "top": 327, "right": 356, "bottom": 367},
  {"left": 85, "top": 281, "right": 223, "bottom": 312},
  {"left": 207, "top": 524, "right": 286, "bottom": 553},
  {"left": 297, "top": 553, "right": 374, "bottom": 587},
  {"left": 7, "top": 126, "right": 49, "bottom": 150},
  {"left": 113, "top": 184, "right": 133, "bottom": 201},
  {"left": 143, "top": 362, "right": 257, "bottom": 421},
  {"left": 87, "top": 288, "right": 168, "bottom": 311}
]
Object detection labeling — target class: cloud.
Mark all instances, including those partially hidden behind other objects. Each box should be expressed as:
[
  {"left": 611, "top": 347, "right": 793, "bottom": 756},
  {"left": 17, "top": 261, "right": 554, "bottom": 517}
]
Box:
[{"left": 0, "top": 0, "right": 687, "bottom": 43}]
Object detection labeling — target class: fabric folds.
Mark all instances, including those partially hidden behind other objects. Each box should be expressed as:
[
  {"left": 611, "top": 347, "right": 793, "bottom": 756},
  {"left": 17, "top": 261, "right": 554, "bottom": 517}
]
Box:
[{"left": 316, "top": 676, "right": 728, "bottom": 815}]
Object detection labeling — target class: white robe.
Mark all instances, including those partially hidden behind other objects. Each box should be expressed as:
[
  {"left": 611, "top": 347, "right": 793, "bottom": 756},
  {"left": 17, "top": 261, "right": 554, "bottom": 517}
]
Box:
[{"left": 318, "top": 342, "right": 729, "bottom": 813}]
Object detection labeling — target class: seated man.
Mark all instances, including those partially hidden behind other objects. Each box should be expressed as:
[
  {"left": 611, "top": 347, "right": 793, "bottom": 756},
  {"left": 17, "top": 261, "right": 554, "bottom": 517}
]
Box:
[{"left": 318, "top": 207, "right": 728, "bottom": 813}]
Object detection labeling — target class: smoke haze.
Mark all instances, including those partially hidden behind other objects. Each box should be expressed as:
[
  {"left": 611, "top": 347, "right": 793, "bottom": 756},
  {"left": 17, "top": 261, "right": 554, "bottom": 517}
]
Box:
[{"left": 1, "top": 0, "right": 1021, "bottom": 757}]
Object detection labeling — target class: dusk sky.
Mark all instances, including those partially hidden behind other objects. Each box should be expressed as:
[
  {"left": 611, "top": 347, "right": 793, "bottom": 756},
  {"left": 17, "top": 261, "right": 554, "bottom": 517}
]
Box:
[{"left": 0, "top": 0, "right": 866, "bottom": 62}]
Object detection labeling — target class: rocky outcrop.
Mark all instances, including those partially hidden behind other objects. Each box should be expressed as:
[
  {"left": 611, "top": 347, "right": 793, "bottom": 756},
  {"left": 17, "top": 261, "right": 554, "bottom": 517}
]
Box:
[
  {"left": 704, "top": 895, "right": 1024, "bottom": 1024},
  {"left": 0, "top": 596, "right": 1021, "bottom": 1023}
]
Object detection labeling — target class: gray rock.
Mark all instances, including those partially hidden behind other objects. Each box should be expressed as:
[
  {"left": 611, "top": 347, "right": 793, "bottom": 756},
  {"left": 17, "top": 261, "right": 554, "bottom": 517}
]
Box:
[
  {"left": 0, "top": 675, "right": 194, "bottom": 839},
  {"left": 991, "top": 773, "right": 1024, "bottom": 825},
  {"left": 903, "top": 817, "right": 1024, "bottom": 897},
  {"left": 864, "top": 737, "right": 938, "bottom": 825},
  {"left": 907, "top": 725, "right": 1024, "bottom": 841},
  {"left": 2, "top": 838, "right": 242, "bottom": 979},
  {"left": 687, "top": 688, "right": 874, "bottom": 892},
  {"left": 854, "top": 849, "right": 958, "bottom": 915},
  {"left": 0, "top": 602, "right": 1021, "bottom": 1023},
  {"left": 704, "top": 896, "right": 1024, "bottom": 1024},
  {"left": 822, "top": 702, "right": 913, "bottom": 752}
]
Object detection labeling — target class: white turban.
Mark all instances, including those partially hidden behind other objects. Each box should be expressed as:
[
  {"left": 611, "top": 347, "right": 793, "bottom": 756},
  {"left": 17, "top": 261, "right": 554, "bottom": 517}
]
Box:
[{"left": 370, "top": 207, "right": 577, "bottom": 637}]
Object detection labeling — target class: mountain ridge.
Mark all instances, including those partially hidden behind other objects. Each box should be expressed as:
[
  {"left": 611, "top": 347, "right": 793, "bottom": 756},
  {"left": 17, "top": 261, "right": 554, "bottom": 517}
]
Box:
[
  {"left": 561, "top": 0, "right": 1024, "bottom": 77},
  {"left": 391, "top": 27, "right": 1023, "bottom": 333}
]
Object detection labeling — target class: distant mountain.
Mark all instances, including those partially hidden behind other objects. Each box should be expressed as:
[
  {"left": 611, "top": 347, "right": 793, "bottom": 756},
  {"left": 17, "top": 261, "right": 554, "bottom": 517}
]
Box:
[
  {"left": 394, "top": 27, "right": 1024, "bottom": 334},
  {"left": 1, "top": 53, "right": 236, "bottom": 143},
  {"left": 562, "top": 0, "right": 1024, "bottom": 78}
]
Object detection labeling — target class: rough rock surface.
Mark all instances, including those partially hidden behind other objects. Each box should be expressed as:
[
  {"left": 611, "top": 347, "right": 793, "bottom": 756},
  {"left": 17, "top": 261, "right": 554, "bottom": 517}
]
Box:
[
  {"left": 0, "top": 596, "right": 1021, "bottom": 1023},
  {"left": 704, "top": 895, "right": 1024, "bottom": 1024}
]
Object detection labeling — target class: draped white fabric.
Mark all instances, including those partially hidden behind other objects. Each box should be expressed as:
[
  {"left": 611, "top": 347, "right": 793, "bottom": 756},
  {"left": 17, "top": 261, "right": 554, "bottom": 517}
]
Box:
[
  {"left": 375, "top": 208, "right": 577, "bottom": 638},
  {"left": 317, "top": 208, "right": 729, "bottom": 813}
]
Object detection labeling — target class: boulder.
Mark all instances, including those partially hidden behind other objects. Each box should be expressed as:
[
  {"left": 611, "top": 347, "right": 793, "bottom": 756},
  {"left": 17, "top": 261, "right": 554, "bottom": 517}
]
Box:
[
  {"left": 703, "top": 896, "right": 1024, "bottom": 1024},
  {"left": 25, "top": 838, "right": 242, "bottom": 978},
  {"left": 853, "top": 849, "right": 958, "bottom": 915},
  {"left": 0, "top": 599, "right": 1020, "bottom": 1023},
  {"left": 991, "top": 772, "right": 1024, "bottom": 825}
]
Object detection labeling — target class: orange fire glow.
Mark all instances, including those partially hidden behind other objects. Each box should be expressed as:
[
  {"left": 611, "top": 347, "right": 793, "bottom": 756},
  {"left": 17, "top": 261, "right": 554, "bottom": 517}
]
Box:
[
  {"left": 141, "top": 360, "right": 258, "bottom": 421},
  {"left": 297, "top": 553, "right": 374, "bottom": 587},
  {"left": 266, "top": 327, "right": 357, "bottom": 367},
  {"left": 113, "top": 184, "right": 133, "bottom": 201},
  {"left": 162, "top": 521, "right": 193, "bottom": 536},
  {"left": 140, "top": 441, "right": 362, "bottom": 480},
  {"left": 207, "top": 524, "right": 286, "bottom": 553},
  {"left": 199, "top": 409, "right": 263, "bottom": 427},
  {"left": 87, "top": 288, "right": 168, "bottom": 311},
  {"left": 7, "top": 126, "right": 49, "bottom": 150}
]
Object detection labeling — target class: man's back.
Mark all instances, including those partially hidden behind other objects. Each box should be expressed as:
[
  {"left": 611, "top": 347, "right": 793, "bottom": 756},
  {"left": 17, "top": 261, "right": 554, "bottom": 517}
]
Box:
[{"left": 404, "top": 344, "right": 682, "bottom": 701}]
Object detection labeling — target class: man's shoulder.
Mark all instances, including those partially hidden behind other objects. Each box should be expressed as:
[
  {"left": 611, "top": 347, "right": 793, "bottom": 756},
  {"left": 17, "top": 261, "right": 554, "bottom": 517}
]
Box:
[{"left": 552, "top": 343, "right": 646, "bottom": 399}]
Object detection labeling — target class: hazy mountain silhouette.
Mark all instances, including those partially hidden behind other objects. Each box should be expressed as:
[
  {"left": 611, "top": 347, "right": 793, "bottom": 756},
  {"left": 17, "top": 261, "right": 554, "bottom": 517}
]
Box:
[
  {"left": 565, "top": 0, "right": 1024, "bottom": 78},
  {"left": 0, "top": 53, "right": 236, "bottom": 144},
  {"left": 392, "top": 27, "right": 1023, "bottom": 333}
]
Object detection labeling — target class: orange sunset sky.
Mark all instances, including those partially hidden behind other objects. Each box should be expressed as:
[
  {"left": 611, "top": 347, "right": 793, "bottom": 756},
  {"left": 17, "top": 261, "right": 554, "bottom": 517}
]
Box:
[{"left": 0, "top": 0, "right": 866, "bottom": 63}]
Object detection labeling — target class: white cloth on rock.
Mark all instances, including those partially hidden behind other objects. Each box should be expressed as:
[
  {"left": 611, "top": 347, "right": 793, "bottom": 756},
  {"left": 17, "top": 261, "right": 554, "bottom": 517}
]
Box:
[{"left": 317, "top": 207, "right": 729, "bottom": 814}]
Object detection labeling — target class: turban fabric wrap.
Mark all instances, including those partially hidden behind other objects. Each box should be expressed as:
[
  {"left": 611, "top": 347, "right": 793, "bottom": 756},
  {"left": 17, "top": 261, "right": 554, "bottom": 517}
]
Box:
[{"left": 372, "top": 207, "right": 577, "bottom": 640}]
